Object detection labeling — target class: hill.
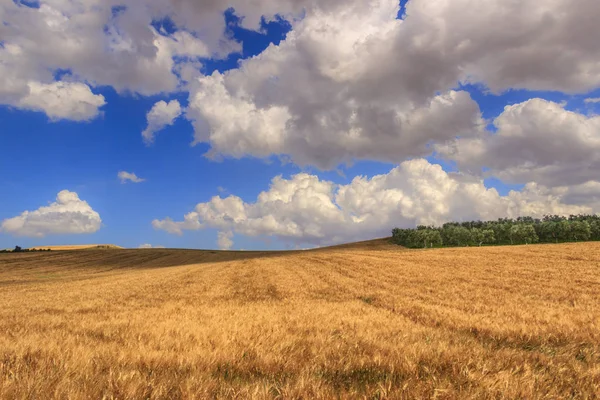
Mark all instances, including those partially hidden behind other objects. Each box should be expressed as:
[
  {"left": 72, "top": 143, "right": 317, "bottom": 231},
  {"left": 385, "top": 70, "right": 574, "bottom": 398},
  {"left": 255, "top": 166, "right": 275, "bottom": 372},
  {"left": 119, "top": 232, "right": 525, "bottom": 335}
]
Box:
[
  {"left": 28, "top": 244, "right": 123, "bottom": 251},
  {"left": 315, "top": 237, "right": 396, "bottom": 251},
  {"left": 0, "top": 242, "right": 598, "bottom": 398}
]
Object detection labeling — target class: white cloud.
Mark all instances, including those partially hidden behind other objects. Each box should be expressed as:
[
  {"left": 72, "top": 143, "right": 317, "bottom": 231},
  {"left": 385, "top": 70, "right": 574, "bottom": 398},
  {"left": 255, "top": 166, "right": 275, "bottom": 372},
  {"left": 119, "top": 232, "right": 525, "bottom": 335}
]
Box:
[
  {"left": 0, "top": 0, "right": 242, "bottom": 120},
  {"left": 0, "top": 190, "right": 102, "bottom": 238},
  {"left": 118, "top": 171, "right": 145, "bottom": 184},
  {"left": 1, "top": 0, "right": 599, "bottom": 163},
  {"left": 142, "top": 100, "right": 182, "bottom": 144},
  {"left": 1, "top": 0, "right": 600, "bottom": 207},
  {"left": 436, "top": 98, "right": 600, "bottom": 187},
  {"left": 217, "top": 231, "right": 234, "bottom": 250},
  {"left": 186, "top": 1, "right": 485, "bottom": 168},
  {"left": 184, "top": 0, "right": 600, "bottom": 168},
  {"left": 138, "top": 244, "right": 165, "bottom": 249},
  {"left": 585, "top": 98, "right": 600, "bottom": 104},
  {"left": 18, "top": 81, "right": 106, "bottom": 121},
  {"left": 153, "top": 159, "right": 592, "bottom": 246}
]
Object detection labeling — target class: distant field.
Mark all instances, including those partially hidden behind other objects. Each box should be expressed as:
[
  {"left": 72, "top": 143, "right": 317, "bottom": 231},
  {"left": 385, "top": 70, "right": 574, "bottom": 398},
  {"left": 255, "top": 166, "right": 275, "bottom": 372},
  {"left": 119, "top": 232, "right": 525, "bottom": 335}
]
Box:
[
  {"left": 28, "top": 244, "right": 123, "bottom": 251},
  {"left": 1, "top": 242, "right": 599, "bottom": 398}
]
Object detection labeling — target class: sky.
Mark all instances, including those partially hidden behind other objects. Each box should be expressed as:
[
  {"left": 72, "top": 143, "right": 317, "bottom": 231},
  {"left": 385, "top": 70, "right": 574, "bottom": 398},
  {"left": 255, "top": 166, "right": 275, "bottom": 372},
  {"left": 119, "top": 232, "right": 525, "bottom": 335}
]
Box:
[{"left": 1, "top": 0, "right": 600, "bottom": 250}]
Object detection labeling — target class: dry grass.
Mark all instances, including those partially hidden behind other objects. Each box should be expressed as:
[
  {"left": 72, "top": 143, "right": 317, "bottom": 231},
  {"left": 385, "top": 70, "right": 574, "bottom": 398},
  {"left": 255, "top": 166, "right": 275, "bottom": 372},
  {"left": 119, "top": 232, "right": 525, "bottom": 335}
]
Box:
[{"left": 1, "top": 242, "right": 599, "bottom": 399}]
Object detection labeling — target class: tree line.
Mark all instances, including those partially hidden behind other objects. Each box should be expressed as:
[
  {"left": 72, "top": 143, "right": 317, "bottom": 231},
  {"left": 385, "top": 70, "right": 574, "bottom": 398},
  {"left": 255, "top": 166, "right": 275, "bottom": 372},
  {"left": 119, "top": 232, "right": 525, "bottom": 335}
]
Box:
[
  {"left": 392, "top": 215, "right": 600, "bottom": 249},
  {"left": 0, "top": 246, "right": 52, "bottom": 253}
]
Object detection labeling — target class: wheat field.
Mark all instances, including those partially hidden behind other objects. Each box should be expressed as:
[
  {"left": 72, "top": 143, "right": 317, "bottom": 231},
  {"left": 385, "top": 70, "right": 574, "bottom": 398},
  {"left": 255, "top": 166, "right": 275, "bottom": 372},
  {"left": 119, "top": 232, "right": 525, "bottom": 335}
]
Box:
[{"left": 0, "top": 241, "right": 599, "bottom": 399}]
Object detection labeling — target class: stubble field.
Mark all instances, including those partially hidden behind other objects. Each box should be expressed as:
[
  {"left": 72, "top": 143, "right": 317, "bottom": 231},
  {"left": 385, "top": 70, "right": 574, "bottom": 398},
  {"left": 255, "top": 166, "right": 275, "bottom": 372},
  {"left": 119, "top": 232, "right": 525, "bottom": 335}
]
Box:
[{"left": 0, "top": 241, "right": 599, "bottom": 399}]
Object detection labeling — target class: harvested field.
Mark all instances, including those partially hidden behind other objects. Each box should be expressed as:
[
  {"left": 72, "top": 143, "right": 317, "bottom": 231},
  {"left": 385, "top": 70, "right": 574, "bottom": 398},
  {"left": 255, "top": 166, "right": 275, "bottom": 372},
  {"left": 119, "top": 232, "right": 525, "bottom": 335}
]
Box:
[{"left": 0, "top": 242, "right": 599, "bottom": 399}]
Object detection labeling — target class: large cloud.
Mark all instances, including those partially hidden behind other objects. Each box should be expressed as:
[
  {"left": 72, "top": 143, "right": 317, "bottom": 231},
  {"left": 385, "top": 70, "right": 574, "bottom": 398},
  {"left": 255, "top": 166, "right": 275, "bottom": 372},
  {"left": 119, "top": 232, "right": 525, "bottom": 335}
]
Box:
[
  {"left": 152, "top": 159, "right": 592, "bottom": 246},
  {"left": 0, "top": 190, "right": 102, "bottom": 238},
  {"left": 0, "top": 0, "right": 324, "bottom": 120},
  {"left": 186, "top": 0, "right": 484, "bottom": 168},
  {"left": 437, "top": 99, "right": 600, "bottom": 187},
  {"left": 184, "top": 0, "right": 600, "bottom": 168},
  {"left": 0, "top": 0, "right": 242, "bottom": 120},
  {"left": 4, "top": 0, "right": 599, "bottom": 161}
]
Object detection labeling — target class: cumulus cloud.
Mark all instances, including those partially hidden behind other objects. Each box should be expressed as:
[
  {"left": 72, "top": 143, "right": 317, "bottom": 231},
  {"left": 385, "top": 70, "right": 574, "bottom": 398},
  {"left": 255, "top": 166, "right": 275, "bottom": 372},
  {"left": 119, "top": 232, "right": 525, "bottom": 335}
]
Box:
[
  {"left": 184, "top": 0, "right": 600, "bottom": 168},
  {"left": 217, "top": 231, "right": 234, "bottom": 250},
  {"left": 0, "top": 0, "right": 242, "bottom": 120},
  {"left": 2, "top": 0, "right": 599, "bottom": 165},
  {"left": 585, "top": 98, "right": 600, "bottom": 104},
  {"left": 153, "top": 159, "right": 591, "bottom": 246},
  {"left": 436, "top": 98, "right": 600, "bottom": 187},
  {"left": 138, "top": 244, "right": 165, "bottom": 249},
  {"left": 186, "top": 1, "right": 485, "bottom": 168},
  {"left": 142, "top": 100, "right": 182, "bottom": 144},
  {"left": 16, "top": 81, "right": 106, "bottom": 121},
  {"left": 0, "top": 190, "right": 102, "bottom": 238},
  {"left": 118, "top": 171, "right": 145, "bottom": 184}
]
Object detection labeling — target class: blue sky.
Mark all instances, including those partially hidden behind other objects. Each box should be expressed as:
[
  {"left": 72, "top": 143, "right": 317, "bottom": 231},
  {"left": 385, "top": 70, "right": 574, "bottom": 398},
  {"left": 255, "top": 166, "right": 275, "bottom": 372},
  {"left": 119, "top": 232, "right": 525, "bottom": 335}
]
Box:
[
  {"left": 1, "top": 0, "right": 599, "bottom": 250},
  {"left": 0, "top": 13, "right": 298, "bottom": 250}
]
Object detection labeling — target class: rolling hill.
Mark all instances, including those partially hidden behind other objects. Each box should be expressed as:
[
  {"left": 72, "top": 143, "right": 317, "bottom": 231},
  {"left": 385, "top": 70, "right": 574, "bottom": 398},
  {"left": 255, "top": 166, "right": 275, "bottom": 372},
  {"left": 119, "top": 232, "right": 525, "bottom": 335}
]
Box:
[
  {"left": 28, "top": 244, "right": 123, "bottom": 251},
  {"left": 0, "top": 241, "right": 598, "bottom": 398}
]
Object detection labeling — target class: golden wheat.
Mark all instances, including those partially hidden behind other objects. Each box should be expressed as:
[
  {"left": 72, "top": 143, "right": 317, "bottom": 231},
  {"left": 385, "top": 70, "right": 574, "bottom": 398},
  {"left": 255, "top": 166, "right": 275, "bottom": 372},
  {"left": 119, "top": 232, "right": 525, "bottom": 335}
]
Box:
[{"left": 1, "top": 241, "right": 599, "bottom": 399}]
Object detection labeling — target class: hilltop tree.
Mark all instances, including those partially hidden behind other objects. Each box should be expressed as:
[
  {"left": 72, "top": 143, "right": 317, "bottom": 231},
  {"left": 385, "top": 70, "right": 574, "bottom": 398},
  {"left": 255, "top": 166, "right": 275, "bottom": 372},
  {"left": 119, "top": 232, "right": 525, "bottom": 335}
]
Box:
[
  {"left": 557, "top": 220, "right": 572, "bottom": 242},
  {"left": 393, "top": 214, "right": 600, "bottom": 249},
  {"left": 540, "top": 221, "right": 559, "bottom": 243},
  {"left": 590, "top": 220, "right": 600, "bottom": 240},
  {"left": 471, "top": 228, "right": 496, "bottom": 246},
  {"left": 570, "top": 221, "right": 591, "bottom": 241},
  {"left": 509, "top": 224, "right": 539, "bottom": 245}
]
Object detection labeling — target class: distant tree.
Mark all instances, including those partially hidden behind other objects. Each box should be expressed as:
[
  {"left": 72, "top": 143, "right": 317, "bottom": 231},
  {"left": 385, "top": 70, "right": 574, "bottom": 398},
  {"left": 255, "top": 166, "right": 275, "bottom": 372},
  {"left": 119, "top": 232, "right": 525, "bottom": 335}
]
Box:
[
  {"left": 471, "top": 229, "right": 496, "bottom": 246},
  {"left": 454, "top": 226, "right": 472, "bottom": 246},
  {"left": 540, "top": 221, "right": 558, "bottom": 243},
  {"left": 442, "top": 226, "right": 468, "bottom": 247},
  {"left": 14, "top": 246, "right": 22, "bottom": 253},
  {"left": 470, "top": 228, "right": 484, "bottom": 246},
  {"left": 570, "top": 221, "right": 591, "bottom": 242},
  {"left": 493, "top": 222, "right": 513, "bottom": 244},
  {"left": 392, "top": 214, "right": 600, "bottom": 249},
  {"left": 510, "top": 224, "right": 538, "bottom": 245},
  {"left": 482, "top": 229, "right": 496, "bottom": 245},
  {"left": 557, "top": 220, "right": 572, "bottom": 242},
  {"left": 590, "top": 220, "right": 600, "bottom": 241},
  {"left": 425, "top": 229, "right": 443, "bottom": 248}
]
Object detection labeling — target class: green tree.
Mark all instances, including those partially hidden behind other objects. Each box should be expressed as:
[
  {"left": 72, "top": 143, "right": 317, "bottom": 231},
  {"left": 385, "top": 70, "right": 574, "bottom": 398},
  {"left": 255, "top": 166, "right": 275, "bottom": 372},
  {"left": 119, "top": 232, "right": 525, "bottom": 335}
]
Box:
[
  {"left": 590, "top": 220, "right": 600, "bottom": 240},
  {"left": 482, "top": 229, "right": 495, "bottom": 246},
  {"left": 443, "top": 226, "right": 472, "bottom": 247},
  {"left": 557, "top": 220, "right": 571, "bottom": 242},
  {"left": 470, "top": 228, "right": 484, "bottom": 246},
  {"left": 570, "top": 221, "right": 591, "bottom": 241},
  {"left": 510, "top": 224, "right": 539, "bottom": 244},
  {"left": 426, "top": 230, "right": 443, "bottom": 248},
  {"left": 540, "top": 221, "right": 559, "bottom": 243}
]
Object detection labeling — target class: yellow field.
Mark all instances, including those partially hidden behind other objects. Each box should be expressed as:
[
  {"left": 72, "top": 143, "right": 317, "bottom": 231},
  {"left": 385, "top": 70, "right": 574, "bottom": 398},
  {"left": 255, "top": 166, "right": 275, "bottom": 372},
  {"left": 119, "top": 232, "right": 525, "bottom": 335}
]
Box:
[{"left": 1, "top": 241, "right": 599, "bottom": 399}]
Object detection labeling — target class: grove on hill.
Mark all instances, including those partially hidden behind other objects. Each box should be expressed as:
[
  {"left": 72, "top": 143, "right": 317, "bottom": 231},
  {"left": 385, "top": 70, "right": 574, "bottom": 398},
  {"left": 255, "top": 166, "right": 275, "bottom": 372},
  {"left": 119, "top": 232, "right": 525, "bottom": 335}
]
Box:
[{"left": 393, "top": 214, "right": 600, "bottom": 248}]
